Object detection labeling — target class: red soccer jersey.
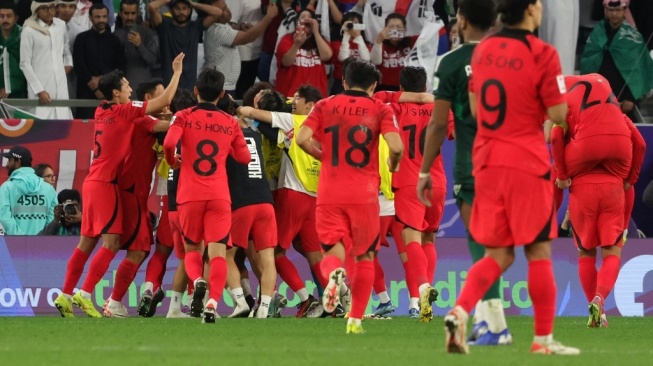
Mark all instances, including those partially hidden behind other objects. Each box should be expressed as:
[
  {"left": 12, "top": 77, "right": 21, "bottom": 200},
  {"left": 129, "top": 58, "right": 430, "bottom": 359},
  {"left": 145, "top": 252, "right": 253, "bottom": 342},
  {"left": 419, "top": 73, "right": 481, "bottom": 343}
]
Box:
[
  {"left": 377, "top": 37, "right": 417, "bottom": 87},
  {"left": 120, "top": 115, "right": 158, "bottom": 201},
  {"left": 373, "top": 91, "right": 447, "bottom": 190},
  {"left": 469, "top": 28, "right": 565, "bottom": 177},
  {"left": 564, "top": 74, "right": 630, "bottom": 140},
  {"left": 275, "top": 33, "right": 329, "bottom": 98},
  {"left": 163, "top": 103, "right": 251, "bottom": 205},
  {"left": 86, "top": 101, "right": 148, "bottom": 184},
  {"left": 303, "top": 90, "right": 399, "bottom": 205}
]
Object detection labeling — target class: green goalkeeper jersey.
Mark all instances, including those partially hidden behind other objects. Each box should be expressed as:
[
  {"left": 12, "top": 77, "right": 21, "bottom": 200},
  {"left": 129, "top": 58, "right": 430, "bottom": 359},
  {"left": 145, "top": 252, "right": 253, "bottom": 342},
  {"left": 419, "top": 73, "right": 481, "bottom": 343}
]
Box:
[{"left": 433, "top": 43, "right": 477, "bottom": 187}]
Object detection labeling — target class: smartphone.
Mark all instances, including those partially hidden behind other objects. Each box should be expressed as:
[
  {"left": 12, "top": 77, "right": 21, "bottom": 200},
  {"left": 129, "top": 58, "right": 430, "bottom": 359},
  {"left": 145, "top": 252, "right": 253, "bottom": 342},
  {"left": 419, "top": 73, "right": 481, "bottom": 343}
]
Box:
[{"left": 128, "top": 24, "right": 138, "bottom": 34}]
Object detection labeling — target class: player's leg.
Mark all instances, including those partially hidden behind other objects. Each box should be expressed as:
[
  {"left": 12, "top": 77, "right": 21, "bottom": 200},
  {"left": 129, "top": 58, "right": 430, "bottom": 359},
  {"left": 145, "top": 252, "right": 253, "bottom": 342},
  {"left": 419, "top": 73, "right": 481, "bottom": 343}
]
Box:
[
  {"left": 140, "top": 243, "right": 172, "bottom": 317},
  {"left": 316, "top": 204, "right": 348, "bottom": 314},
  {"left": 178, "top": 201, "right": 208, "bottom": 318},
  {"left": 56, "top": 235, "right": 99, "bottom": 317},
  {"left": 105, "top": 249, "right": 148, "bottom": 317},
  {"left": 249, "top": 204, "right": 279, "bottom": 318},
  {"left": 165, "top": 210, "right": 191, "bottom": 318},
  {"left": 226, "top": 207, "right": 253, "bottom": 318},
  {"left": 372, "top": 216, "right": 394, "bottom": 317},
  {"left": 422, "top": 186, "right": 445, "bottom": 285},
  {"left": 623, "top": 186, "right": 635, "bottom": 243}
]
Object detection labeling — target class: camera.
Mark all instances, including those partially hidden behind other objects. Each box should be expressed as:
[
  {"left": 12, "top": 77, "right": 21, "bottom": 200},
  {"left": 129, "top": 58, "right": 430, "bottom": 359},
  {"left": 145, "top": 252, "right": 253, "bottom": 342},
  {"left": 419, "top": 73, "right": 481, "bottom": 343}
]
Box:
[
  {"left": 63, "top": 200, "right": 78, "bottom": 216},
  {"left": 345, "top": 23, "right": 366, "bottom": 31},
  {"left": 389, "top": 29, "right": 405, "bottom": 39}
]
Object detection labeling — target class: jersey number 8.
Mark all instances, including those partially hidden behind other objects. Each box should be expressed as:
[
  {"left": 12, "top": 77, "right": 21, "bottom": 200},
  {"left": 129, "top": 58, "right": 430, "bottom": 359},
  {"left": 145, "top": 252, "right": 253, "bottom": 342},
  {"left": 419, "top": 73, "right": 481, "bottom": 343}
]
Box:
[{"left": 193, "top": 139, "right": 219, "bottom": 176}]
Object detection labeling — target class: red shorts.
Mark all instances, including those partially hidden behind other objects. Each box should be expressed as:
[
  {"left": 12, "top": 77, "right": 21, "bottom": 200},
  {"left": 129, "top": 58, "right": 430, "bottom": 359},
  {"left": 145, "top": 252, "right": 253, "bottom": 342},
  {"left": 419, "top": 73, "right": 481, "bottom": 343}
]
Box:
[
  {"left": 316, "top": 203, "right": 380, "bottom": 257},
  {"left": 565, "top": 135, "right": 632, "bottom": 179},
  {"left": 81, "top": 180, "right": 123, "bottom": 238},
  {"left": 471, "top": 167, "right": 557, "bottom": 247},
  {"left": 120, "top": 190, "right": 152, "bottom": 252},
  {"left": 168, "top": 211, "right": 186, "bottom": 259},
  {"left": 380, "top": 215, "right": 406, "bottom": 253},
  {"left": 394, "top": 185, "right": 445, "bottom": 232},
  {"left": 569, "top": 182, "right": 624, "bottom": 250},
  {"left": 178, "top": 199, "right": 231, "bottom": 245},
  {"left": 156, "top": 196, "right": 173, "bottom": 248},
  {"left": 275, "top": 188, "right": 320, "bottom": 253},
  {"left": 232, "top": 203, "right": 277, "bottom": 252}
]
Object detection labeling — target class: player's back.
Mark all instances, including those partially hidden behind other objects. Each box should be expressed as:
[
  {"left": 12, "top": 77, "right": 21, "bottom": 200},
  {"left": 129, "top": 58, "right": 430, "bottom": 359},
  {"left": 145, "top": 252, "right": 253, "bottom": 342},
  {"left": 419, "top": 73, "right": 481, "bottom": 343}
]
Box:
[
  {"left": 173, "top": 103, "right": 250, "bottom": 204},
  {"left": 471, "top": 28, "right": 565, "bottom": 176},
  {"left": 120, "top": 116, "right": 158, "bottom": 198},
  {"left": 306, "top": 91, "right": 397, "bottom": 205},
  {"left": 564, "top": 74, "right": 630, "bottom": 140},
  {"left": 227, "top": 128, "right": 273, "bottom": 210},
  {"left": 86, "top": 101, "right": 147, "bottom": 183}
]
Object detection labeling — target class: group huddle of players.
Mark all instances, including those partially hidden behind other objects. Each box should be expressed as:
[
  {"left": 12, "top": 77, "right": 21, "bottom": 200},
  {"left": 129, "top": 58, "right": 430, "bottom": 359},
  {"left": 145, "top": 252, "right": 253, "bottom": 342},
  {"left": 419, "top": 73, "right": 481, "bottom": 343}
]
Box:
[{"left": 49, "top": 0, "right": 645, "bottom": 357}]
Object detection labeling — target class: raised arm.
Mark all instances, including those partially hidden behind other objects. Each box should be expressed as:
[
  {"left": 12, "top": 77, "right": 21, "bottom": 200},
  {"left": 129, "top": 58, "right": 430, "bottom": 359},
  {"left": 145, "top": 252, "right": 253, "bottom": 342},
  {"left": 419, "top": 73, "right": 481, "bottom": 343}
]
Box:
[
  {"left": 232, "top": 3, "right": 277, "bottom": 46},
  {"left": 145, "top": 53, "right": 184, "bottom": 114},
  {"left": 148, "top": 0, "right": 168, "bottom": 27}
]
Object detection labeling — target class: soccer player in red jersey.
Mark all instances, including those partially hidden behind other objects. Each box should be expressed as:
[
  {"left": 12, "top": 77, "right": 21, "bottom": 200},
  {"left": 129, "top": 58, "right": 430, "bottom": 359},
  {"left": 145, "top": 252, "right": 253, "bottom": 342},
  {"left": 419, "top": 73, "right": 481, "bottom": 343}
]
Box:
[
  {"left": 54, "top": 54, "right": 184, "bottom": 318},
  {"left": 441, "top": 0, "right": 579, "bottom": 355},
  {"left": 297, "top": 59, "right": 403, "bottom": 334},
  {"left": 550, "top": 74, "right": 646, "bottom": 328},
  {"left": 374, "top": 66, "right": 446, "bottom": 323},
  {"left": 163, "top": 69, "right": 251, "bottom": 324}
]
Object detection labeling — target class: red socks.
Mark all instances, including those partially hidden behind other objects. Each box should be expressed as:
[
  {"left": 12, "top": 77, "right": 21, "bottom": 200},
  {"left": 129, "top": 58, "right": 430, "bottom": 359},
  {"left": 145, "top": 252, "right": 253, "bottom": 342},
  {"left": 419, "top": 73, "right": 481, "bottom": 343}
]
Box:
[
  {"left": 145, "top": 250, "right": 169, "bottom": 290},
  {"left": 373, "top": 256, "right": 386, "bottom": 294},
  {"left": 422, "top": 242, "right": 437, "bottom": 283},
  {"left": 81, "top": 247, "right": 116, "bottom": 293},
  {"left": 209, "top": 257, "right": 228, "bottom": 302},
  {"left": 456, "top": 256, "right": 502, "bottom": 313},
  {"left": 311, "top": 263, "right": 328, "bottom": 288},
  {"left": 350, "top": 260, "right": 375, "bottom": 320},
  {"left": 184, "top": 251, "right": 204, "bottom": 284},
  {"left": 596, "top": 255, "right": 621, "bottom": 301},
  {"left": 528, "top": 259, "right": 556, "bottom": 336},
  {"left": 320, "top": 254, "right": 343, "bottom": 283},
  {"left": 344, "top": 254, "right": 356, "bottom": 281},
  {"left": 110, "top": 259, "right": 140, "bottom": 301},
  {"left": 275, "top": 255, "right": 305, "bottom": 292},
  {"left": 578, "top": 257, "right": 597, "bottom": 302},
  {"left": 404, "top": 242, "right": 428, "bottom": 285},
  {"left": 63, "top": 248, "right": 90, "bottom": 295},
  {"left": 402, "top": 260, "right": 419, "bottom": 298}
]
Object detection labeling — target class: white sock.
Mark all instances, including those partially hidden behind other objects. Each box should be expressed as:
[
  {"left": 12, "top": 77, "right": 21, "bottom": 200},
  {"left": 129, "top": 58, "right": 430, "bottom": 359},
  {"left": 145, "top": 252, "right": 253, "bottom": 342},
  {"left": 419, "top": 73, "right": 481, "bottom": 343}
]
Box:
[
  {"left": 473, "top": 300, "right": 485, "bottom": 325},
  {"left": 232, "top": 287, "right": 248, "bottom": 308},
  {"left": 347, "top": 317, "right": 362, "bottom": 326},
  {"left": 297, "top": 288, "right": 309, "bottom": 302},
  {"left": 259, "top": 295, "right": 272, "bottom": 318},
  {"left": 80, "top": 290, "right": 92, "bottom": 300},
  {"left": 378, "top": 291, "right": 390, "bottom": 304},
  {"left": 241, "top": 278, "right": 252, "bottom": 297},
  {"left": 533, "top": 334, "right": 553, "bottom": 345},
  {"left": 339, "top": 283, "right": 349, "bottom": 297},
  {"left": 169, "top": 291, "right": 183, "bottom": 312},
  {"left": 409, "top": 297, "right": 419, "bottom": 309},
  {"left": 226, "top": 287, "right": 236, "bottom": 304},
  {"left": 108, "top": 298, "right": 121, "bottom": 307},
  {"left": 144, "top": 281, "right": 154, "bottom": 293},
  {"left": 206, "top": 298, "right": 218, "bottom": 309},
  {"left": 418, "top": 283, "right": 430, "bottom": 295},
  {"left": 63, "top": 293, "right": 72, "bottom": 301},
  {"left": 485, "top": 299, "right": 508, "bottom": 333}
]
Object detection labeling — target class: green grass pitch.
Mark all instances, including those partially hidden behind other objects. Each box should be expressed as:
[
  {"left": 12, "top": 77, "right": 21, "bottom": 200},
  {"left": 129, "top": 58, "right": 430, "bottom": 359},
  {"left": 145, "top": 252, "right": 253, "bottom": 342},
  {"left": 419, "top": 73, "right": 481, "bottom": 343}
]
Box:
[{"left": 1, "top": 316, "right": 651, "bottom": 365}]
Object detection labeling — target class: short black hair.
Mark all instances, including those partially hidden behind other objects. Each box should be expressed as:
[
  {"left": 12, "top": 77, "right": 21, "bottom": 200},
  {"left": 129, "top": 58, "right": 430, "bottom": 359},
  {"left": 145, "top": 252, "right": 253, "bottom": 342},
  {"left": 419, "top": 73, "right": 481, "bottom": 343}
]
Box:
[
  {"left": 258, "top": 91, "right": 289, "bottom": 113},
  {"left": 98, "top": 70, "right": 125, "bottom": 100},
  {"left": 496, "top": 0, "right": 536, "bottom": 26},
  {"left": 385, "top": 12, "right": 406, "bottom": 27},
  {"left": 34, "top": 163, "right": 52, "bottom": 178},
  {"left": 57, "top": 189, "right": 81, "bottom": 205},
  {"left": 341, "top": 57, "right": 358, "bottom": 81},
  {"left": 136, "top": 80, "right": 163, "bottom": 102},
  {"left": 242, "top": 81, "right": 274, "bottom": 107},
  {"left": 196, "top": 68, "right": 225, "bottom": 102},
  {"left": 89, "top": 2, "right": 109, "bottom": 17},
  {"left": 345, "top": 60, "right": 381, "bottom": 90},
  {"left": 458, "top": 0, "right": 497, "bottom": 31},
  {"left": 119, "top": 0, "right": 139, "bottom": 12},
  {"left": 170, "top": 88, "right": 197, "bottom": 113},
  {"left": 295, "top": 85, "right": 322, "bottom": 103},
  {"left": 0, "top": 0, "right": 17, "bottom": 13},
  {"left": 399, "top": 66, "right": 427, "bottom": 92},
  {"left": 217, "top": 95, "right": 237, "bottom": 115}
]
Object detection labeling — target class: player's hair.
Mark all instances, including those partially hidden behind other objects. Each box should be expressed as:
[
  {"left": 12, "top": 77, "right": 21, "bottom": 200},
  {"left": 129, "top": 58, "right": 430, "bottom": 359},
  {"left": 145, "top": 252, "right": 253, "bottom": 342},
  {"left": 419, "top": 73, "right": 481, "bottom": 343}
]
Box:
[
  {"left": 34, "top": 163, "right": 53, "bottom": 178},
  {"left": 57, "top": 189, "right": 81, "bottom": 205},
  {"left": 0, "top": 0, "right": 17, "bottom": 13},
  {"left": 242, "top": 82, "right": 274, "bottom": 107},
  {"left": 341, "top": 57, "right": 358, "bottom": 81},
  {"left": 196, "top": 68, "right": 225, "bottom": 102},
  {"left": 385, "top": 12, "right": 407, "bottom": 27},
  {"left": 345, "top": 60, "right": 381, "bottom": 90},
  {"left": 258, "top": 91, "right": 289, "bottom": 113},
  {"left": 170, "top": 88, "right": 197, "bottom": 113},
  {"left": 496, "top": 0, "right": 536, "bottom": 26},
  {"left": 89, "top": 2, "right": 109, "bottom": 17},
  {"left": 399, "top": 66, "right": 427, "bottom": 92},
  {"left": 458, "top": 0, "right": 496, "bottom": 31},
  {"left": 296, "top": 85, "right": 322, "bottom": 103},
  {"left": 135, "top": 80, "right": 163, "bottom": 102},
  {"left": 119, "top": 0, "right": 139, "bottom": 12},
  {"left": 98, "top": 70, "right": 126, "bottom": 100},
  {"left": 217, "top": 96, "right": 237, "bottom": 115}
]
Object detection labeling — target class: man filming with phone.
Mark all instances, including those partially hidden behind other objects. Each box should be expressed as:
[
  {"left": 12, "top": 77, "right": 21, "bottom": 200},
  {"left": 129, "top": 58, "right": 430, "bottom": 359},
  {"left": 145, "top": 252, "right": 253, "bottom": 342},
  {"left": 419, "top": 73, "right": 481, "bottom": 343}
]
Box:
[
  {"left": 115, "top": 0, "right": 160, "bottom": 97},
  {"left": 40, "top": 189, "right": 82, "bottom": 236}
]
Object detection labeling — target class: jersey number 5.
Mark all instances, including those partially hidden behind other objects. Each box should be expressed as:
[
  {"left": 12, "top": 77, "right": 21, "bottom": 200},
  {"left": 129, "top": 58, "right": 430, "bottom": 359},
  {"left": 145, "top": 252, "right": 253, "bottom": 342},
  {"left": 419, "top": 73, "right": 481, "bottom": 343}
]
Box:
[
  {"left": 325, "top": 124, "right": 372, "bottom": 168},
  {"left": 193, "top": 139, "right": 219, "bottom": 176},
  {"left": 480, "top": 79, "right": 506, "bottom": 131}
]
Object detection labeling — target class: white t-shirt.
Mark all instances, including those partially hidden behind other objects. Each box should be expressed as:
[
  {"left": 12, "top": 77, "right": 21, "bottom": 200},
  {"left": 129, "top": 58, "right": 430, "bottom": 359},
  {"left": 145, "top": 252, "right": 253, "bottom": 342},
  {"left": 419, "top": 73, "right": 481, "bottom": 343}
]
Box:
[
  {"left": 236, "top": 0, "right": 263, "bottom": 61},
  {"left": 270, "top": 112, "right": 316, "bottom": 197},
  {"left": 203, "top": 23, "right": 240, "bottom": 91},
  {"left": 379, "top": 194, "right": 395, "bottom": 216}
]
